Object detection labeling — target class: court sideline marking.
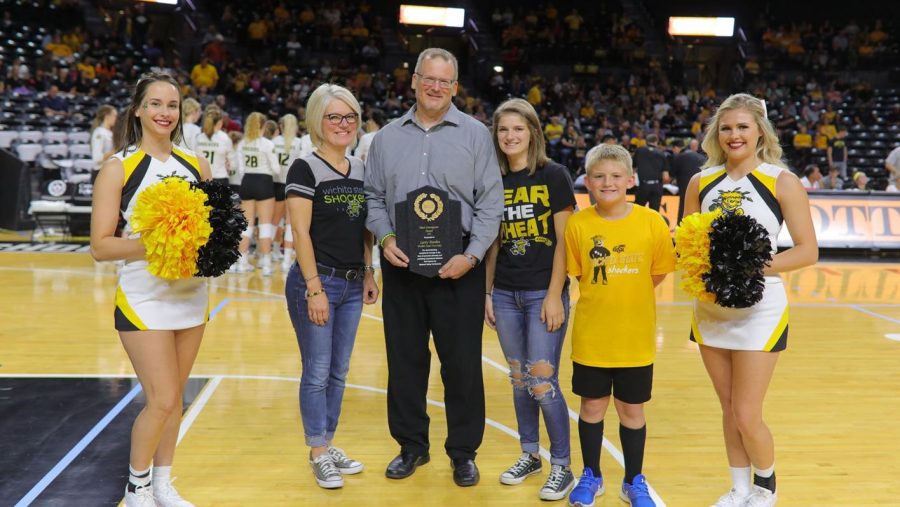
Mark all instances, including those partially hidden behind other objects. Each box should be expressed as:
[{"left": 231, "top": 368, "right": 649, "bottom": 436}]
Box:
[{"left": 13, "top": 383, "right": 144, "bottom": 507}]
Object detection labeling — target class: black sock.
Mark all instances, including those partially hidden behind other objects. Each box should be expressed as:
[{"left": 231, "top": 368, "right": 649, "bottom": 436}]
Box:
[
  {"left": 754, "top": 471, "right": 776, "bottom": 493},
  {"left": 620, "top": 424, "right": 647, "bottom": 485},
  {"left": 578, "top": 418, "right": 604, "bottom": 477}
]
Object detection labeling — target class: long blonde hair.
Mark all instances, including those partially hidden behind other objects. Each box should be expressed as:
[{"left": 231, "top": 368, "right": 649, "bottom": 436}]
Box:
[
  {"left": 279, "top": 114, "right": 298, "bottom": 148},
  {"left": 201, "top": 106, "right": 225, "bottom": 138},
  {"left": 91, "top": 105, "right": 116, "bottom": 131},
  {"left": 701, "top": 93, "right": 786, "bottom": 169},
  {"left": 243, "top": 112, "right": 265, "bottom": 142}
]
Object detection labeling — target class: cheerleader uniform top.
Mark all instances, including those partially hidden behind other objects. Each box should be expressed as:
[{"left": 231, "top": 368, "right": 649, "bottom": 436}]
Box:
[
  {"left": 113, "top": 145, "right": 209, "bottom": 331},
  {"left": 690, "top": 162, "right": 790, "bottom": 352}
]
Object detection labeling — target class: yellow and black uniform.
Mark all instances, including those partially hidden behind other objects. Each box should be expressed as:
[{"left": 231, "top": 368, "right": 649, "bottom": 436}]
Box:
[
  {"left": 691, "top": 163, "right": 789, "bottom": 352},
  {"left": 113, "top": 146, "right": 208, "bottom": 331},
  {"left": 565, "top": 205, "right": 675, "bottom": 367}
]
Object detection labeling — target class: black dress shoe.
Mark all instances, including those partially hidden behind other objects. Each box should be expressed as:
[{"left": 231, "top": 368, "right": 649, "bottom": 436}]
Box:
[
  {"left": 385, "top": 451, "right": 430, "bottom": 479},
  {"left": 450, "top": 457, "right": 480, "bottom": 487}
]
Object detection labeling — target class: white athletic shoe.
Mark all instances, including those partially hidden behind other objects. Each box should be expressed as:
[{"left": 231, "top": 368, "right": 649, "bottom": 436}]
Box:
[
  {"left": 153, "top": 480, "right": 194, "bottom": 507},
  {"left": 124, "top": 485, "right": 157, "bottom": 507},
  {"left": 710, "top": 488, "right": 751, "bottom": 507},
  {"left": 745, "top": 485, "right": 777, "bottom": 507}
]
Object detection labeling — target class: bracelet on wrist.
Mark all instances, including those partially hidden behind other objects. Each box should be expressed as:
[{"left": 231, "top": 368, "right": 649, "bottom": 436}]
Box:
[
  {"left": 363, "top": 265, "right": 375, "bottom": 273},
  {"left": 304, "top": 274, "right": 320, "bottom": 282},
  {"left": 464, "top": 253, "right": 478, "bottom": 267},
  {"left": 305, "top": 288, "right": 325, "bottom": 299},
  {"left": 379, "top": 233, "right": 396, "bottom": 248}
]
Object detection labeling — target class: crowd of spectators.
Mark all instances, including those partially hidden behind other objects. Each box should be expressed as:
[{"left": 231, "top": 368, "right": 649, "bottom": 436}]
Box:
[
  {"left": 1, "top": 1, "right": 897, "bottom": 193},
  {"left": 752, "top": 17, "right": 897, "bottom": 74}
]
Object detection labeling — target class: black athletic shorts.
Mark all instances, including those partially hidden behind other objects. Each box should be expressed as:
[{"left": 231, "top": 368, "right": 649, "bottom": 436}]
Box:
[
  {"left": 239, "top": 173, "right": 275, "bottom": 201},
  {"left": 572, "top": 362, "right": 653, "bottom": 404}
]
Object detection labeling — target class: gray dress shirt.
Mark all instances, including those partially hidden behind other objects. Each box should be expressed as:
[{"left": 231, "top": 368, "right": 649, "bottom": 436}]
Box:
[{"left": 364, "top": 104, "right": 503, "bottom": 260}]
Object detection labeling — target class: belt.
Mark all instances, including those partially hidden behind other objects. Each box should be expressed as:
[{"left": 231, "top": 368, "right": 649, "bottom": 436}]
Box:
[{"left": 317, "top": 264, "right": 366, "bottom": 281}]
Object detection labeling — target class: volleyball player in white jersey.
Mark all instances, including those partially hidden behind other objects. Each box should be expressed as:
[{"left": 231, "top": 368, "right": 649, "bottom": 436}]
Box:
[
  {"left": 682, "top": 94, "right": 817, "bottom": 507},
  {"left": 273, "top": 113, "right": 303, "bottom": 270},
  {"left": 194, "top": 106, "right": 234, "bottom": 186},
  {"left": 90, "top": 105, "right": 117, "bottom": 175},
  {"left": 90, "top": 72, "right": 212, "bottom": 507},
  {"left": 179, "top": 98, "right": 201, "bottom": 153},
  {"left": 235, "top": 112, "right": 280, "bottom": 275}
]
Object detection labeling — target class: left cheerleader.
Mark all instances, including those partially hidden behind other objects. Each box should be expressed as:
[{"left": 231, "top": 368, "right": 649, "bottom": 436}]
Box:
[{"left": 90, "top": 72, "right": 213, "bottom": 507}]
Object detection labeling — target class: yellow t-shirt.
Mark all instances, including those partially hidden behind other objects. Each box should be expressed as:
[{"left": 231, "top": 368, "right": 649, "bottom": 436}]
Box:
[
  {"left": 793, "top": 132, "right": 812, "bottom": 149},
  {"left": 565, "top": 204, "right": 675, "bottom": 367},
  {"left": 191, "top": 64, "right": 219, "bottom": 89}
]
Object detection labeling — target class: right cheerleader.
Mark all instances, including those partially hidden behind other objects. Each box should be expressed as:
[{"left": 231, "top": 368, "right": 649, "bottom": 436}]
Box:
[{"left": 682, "top": 93, "right": 818, "bottom": 507}]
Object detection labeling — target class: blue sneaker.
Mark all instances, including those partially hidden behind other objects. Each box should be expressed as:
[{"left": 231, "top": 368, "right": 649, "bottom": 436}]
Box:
[
  {"left": 568, "top": 468, "right": 605, "bottom": 507},
  {"left": 620, "top": 474, "right": 655, "bottom": 506}
]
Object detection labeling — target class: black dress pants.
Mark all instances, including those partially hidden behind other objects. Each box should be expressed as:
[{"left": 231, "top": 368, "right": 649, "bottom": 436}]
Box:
[
  {"left": 381, "top": 256, "right": 486, "bottom": 460},
  {"left": 634, "top": 183, "right": 663, "bottom": 211}
]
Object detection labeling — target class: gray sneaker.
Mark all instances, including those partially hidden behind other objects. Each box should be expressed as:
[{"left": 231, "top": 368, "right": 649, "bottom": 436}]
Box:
[
  {"left": 540, "top": 464, "right": 575, "bottom": 501},
  {"left": 327, "top": 446, "right": 364, "bottom": 474},
  {"left": 500, "top": 453, "right": 542, "bottom": 485},
  {"left": 309, "top": 453, "right": 344, "bottom": 489}
]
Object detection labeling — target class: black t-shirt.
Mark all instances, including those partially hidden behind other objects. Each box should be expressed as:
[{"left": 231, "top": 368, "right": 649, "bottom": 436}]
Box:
[
  {"left": 285, "top": 153, "right": 367, "bottom": 269},
  {"left": 828, "top": 137, "right": 847, "bottom": 162},
  {"left": 494, "top": 161, "right": 576, "bottom": 291}
]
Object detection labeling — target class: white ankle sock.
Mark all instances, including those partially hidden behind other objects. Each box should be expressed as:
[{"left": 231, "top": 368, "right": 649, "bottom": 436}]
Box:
[
  {"left": 755, "top": 464, "right": 775, "bottom": 478},
  {"left": 730, "top": 466, "right": 752, "bottom": 495},
  {"left": 152, "top": 465, "right": 172, "bottom": 484}
]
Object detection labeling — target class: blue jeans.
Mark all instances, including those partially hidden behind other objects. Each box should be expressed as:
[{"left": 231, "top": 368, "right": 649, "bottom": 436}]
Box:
[
  {"left": 285, "top": 264, "right": 364, "bottom": 448},
  {"left": 492, "top": 288, "right": 571, "bottom": 465}
]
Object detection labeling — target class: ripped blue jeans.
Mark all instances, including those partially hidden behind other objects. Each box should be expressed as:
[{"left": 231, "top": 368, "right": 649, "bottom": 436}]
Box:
[{"left": 492, "top": 288, "right": 571, "bottom": 465}]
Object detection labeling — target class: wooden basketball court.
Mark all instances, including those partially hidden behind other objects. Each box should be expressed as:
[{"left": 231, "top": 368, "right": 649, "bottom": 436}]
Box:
[{"left": 1, "top": 249, "right": 898, "bottom": 506}]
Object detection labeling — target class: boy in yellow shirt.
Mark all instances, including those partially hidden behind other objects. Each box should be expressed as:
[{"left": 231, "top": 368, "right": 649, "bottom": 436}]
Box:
[{"left": 565, "top": 144, "right": 675, "bottom": 507}]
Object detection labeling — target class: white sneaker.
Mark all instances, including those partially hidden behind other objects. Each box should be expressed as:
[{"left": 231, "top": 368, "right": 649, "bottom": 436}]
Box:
[
  {"left": 235, "top": 256, "right": 254, "bottom": 273},
  {"left": 310, "top": 453, "right": 344, "bottom": 488},
  {"left": 710, "top": 488, "right": 751, "bottom": 507},
  {"left": 124, "top": 485, "right": 157, "bottom": 507},
  {"left": 745, "top": 485, "right": 777, "bottom": 507},
  {"left": 153, "top": 480, "right": 194, "bottom": 507},
  {"left": 327, "top": 446, "right": 364, "bottom": 474}
]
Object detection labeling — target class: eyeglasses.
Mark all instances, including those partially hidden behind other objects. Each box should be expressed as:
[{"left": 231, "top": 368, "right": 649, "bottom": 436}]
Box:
[
  {"left": 324, "top": 113, "right": 359, "bottom": 125},
  {"left": 414, "top": 73, "right": 456, "bottom": 90}
]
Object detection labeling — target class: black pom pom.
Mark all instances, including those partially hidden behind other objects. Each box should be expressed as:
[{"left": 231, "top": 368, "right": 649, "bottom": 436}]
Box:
[
  {"left": 705, "top": 213, "right": 772, "bottom": 308},
  {"left": 192, "top": 180, "right": 248, "bottom": 277}
]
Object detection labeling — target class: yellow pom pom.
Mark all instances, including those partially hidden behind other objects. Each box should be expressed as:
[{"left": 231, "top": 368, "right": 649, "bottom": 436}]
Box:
[
  {"left": 131, "top": 177, "right": 212, "bottom": 280},
  {"left": 674, "top": 210, "right": 719, "bottom": 301}
]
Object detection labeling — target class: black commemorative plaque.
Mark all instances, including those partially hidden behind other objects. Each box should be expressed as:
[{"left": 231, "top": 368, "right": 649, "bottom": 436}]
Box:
[{"left": 395, "top": 185, "right": 462, "bottom": 277}]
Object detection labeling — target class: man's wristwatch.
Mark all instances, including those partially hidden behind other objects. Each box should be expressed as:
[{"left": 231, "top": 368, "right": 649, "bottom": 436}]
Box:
[{"left": 464, "top": 253, "right": 478, "bottom": 268}]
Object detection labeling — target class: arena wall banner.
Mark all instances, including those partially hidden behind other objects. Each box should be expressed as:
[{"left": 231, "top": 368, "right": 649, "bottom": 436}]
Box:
[{"left": 574, "top": 192, "right": 900, "bottom": 250}]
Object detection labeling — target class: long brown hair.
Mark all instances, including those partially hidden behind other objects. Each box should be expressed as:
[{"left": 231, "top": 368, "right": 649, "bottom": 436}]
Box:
[
  {"left": 115, "top": 72, "right": 184, "bottom": 154},
  {"left": 491, "top": 98, "right": 549, "bottom": 176}
]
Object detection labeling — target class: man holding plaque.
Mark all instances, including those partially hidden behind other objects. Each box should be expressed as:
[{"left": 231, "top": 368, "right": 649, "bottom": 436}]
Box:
[{"left": 364, "top": 47, "right": 503, "bottom": 487}]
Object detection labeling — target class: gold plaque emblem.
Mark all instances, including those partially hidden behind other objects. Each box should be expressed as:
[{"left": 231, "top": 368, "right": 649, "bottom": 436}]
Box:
[{"left": 413, "top": 192, "right": 444, "bottom": 221}]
